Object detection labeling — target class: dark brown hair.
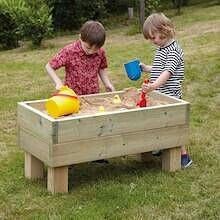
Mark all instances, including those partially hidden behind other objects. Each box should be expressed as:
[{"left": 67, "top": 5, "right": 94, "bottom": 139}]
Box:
[
  {"left": 143, "top": 13, "right": 175, "bottom": 40},
  {"left": 80, "top": 21, "right": 106, "bottom": 48}
]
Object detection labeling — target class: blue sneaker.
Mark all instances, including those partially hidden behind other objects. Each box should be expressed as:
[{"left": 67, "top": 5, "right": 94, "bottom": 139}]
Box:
[{"left": 181, "top": 154, "right": 192, "bottom": 168}]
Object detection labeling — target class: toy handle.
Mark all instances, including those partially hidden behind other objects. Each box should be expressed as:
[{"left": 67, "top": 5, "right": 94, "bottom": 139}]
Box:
[
  {"left": 52, "top": 85, "right": 78, "bottom": 99},
  {"left": 52, "top": 93, "right": 78, "bottom": 99}
]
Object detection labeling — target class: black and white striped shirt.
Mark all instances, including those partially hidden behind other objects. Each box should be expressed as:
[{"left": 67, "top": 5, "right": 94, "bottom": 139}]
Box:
[{"left": 151, "top": 40, "right": 184, "bottom": 99}]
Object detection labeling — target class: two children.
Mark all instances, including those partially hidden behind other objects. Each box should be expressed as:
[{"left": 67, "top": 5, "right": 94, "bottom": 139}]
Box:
[
  {"left": 140, "top": 13, "right": 192, "bottom": 168},
  {"left": 46, "top": 15, "right": 192, "bottom": 168}
]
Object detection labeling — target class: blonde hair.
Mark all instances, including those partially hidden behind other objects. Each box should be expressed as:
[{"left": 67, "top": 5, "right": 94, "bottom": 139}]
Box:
[{"left": 143, "top": 13, "right": 175, "bottom": 40}]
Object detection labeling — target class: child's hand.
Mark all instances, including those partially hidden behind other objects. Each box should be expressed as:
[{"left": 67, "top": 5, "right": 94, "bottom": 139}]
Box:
[
  {"left": 139, "top": 63, "right": 152, "bottom": 72},
  {"left": 139, "top": 62, "right": 145, "bottom": 71},
  {"left": 105, "top": 84, "right": 115, "bottom": 92},
  {"left": 55, "top": 82, "right": 64, "bottom": 90},
  {"left": 142, "top": 82, "right": 155, "bottom": 93}
]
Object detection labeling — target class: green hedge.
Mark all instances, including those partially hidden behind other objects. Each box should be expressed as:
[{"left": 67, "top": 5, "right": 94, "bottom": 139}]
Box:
[
  {"left": 0, "top": 0, "right": 52, "bottom": 49},
  {"left": 0, "top": 0, "right": 26, "bottom": 49},
  {"left": 47, "top": 0, "right": 108, "bottom": 30}
]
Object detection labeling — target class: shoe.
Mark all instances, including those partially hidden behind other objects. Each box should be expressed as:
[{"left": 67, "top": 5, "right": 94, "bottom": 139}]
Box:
[
  {"left": 91, "top": 159, "right": 109, "bottom": 164},
  {"left": 152, "top": 150, "right": 162, "bottom": 156},
  {"left": 181, "top": 154, "right": 192, "bottom": 168}
]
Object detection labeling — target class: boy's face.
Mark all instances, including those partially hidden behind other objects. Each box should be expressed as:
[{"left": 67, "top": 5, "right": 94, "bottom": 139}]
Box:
[
  {"left": 80, "top": 40, "right": 99, "bottom": 55},
  {"left": 148, "top": 32, "right": 168, "bottom": 47}
]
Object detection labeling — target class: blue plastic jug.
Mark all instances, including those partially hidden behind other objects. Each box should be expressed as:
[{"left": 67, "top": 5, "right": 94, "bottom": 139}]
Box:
[{"left": 124, "top": 59, "right": 142, "bottom": 81}]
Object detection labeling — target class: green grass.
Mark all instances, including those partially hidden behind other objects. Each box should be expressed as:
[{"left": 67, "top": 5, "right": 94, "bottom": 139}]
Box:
[{"left": 0, "top": 2, "right": 220, "bottom": 219}]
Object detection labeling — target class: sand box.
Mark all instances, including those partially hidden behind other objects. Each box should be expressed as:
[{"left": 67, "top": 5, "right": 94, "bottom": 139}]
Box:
[{"left": 76, "top": 87, "right": 169, "bottom": 116}]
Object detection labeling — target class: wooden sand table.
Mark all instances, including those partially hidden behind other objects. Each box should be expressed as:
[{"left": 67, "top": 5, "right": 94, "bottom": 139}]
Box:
[{"left": 18, "top": 88, "right": 189, "bottom": 193}]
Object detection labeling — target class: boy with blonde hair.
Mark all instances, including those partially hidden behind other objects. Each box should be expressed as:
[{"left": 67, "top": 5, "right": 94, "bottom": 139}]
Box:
[{"left": 140, "top": 13, "right": 192, "bottom": 168}]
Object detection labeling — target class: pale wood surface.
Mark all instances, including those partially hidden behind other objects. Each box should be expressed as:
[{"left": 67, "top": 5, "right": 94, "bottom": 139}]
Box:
[
  {"left": 162, "top": 147, "right": 181, "bottom": 171},
  {"left": 28, "top": 101, "right": 46, "bottom": 111},
  {"left": 51, "top": 125, "right": 188, "bottom": 167},
  {"left": 56, "top": 104, "right": 189, "bottom": 143},
  {"left": 150, "top": 91, "right": 184, "bottom": 104},
  {"left": 18, "top": 90, "right": 189, "bottom": 193},
  {"left": 128, "top": 7, "right": 134, "bottom": 19},
  {"left": 17, "top": 103, "right": 53, "bottom": 142},
  {"left": 47, "top": 166, "right": 68, "bottom": 193},
  {"left": 25, "top": 152, "right": 44, "bottom": 179},
  {"left": 19, "top": 128, "right": 50, "bottom": 164}
]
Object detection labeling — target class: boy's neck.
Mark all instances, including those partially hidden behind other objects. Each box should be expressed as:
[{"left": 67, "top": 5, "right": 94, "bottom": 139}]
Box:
[{"left": 161, "top": 38, "right": 175, "bottom": 48}]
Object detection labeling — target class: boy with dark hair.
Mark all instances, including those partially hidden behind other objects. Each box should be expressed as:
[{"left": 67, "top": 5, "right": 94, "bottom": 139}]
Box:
[
  {"left": 46, "top": 21, "right": 114, "bottom": 164},
  {"left": 46, "top": 20, "right": 115, "bottom": 95}
]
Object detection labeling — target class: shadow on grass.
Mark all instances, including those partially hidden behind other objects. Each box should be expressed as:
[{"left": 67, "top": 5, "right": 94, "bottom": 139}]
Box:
[
  {"left": 68, "top": 157, "right": 161, "bottom": 191},
  {"left": 22, "top": 157, "right": 161, "bottom": 194},
  {"left": 0, "top": 152, "right": 163, "bottom": 194}
]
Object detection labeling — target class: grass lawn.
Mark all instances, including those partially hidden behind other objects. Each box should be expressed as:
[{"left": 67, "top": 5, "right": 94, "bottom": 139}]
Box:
[{"left": 0, "top": 1, "right": 220, "bottom": 219}]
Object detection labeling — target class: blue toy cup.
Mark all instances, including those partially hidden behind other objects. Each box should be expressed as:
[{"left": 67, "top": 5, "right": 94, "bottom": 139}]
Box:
[{"left": 124, "top": 59, "right": 142, "bottom": 81}]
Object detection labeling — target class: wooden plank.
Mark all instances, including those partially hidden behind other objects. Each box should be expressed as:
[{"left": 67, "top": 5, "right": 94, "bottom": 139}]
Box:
[
  {"left": 150, "top": 91, "right": 184, "bottom": 104},
  {"left": 50, "top": 125, "right": 189, "bottom": 167},
  {"left": 17, "top": 102, "right": 54, "bottom": 143},
  {"left": 28, "top": 101, "right": 47, "bottom": 111},
  {"left": 47, "top": 166, "right": 68, "bottom": 193},
  {"left": 128, "top": 7, "right": 134, "bottom": 19},
  {"left": 56, "top": 103, "right": 189, "bottom": 143},
  {"left": 18, "top": 100, "right": 53, "bottom": 121},
  {"left": 19, "top": 128, "right": 50, "bottom": 165},
  {"left": 25, "top": 152, "right": 44, "bottom": 179},
  {"left": 162, "top": 147, "right": 181, "bottom": 171}
]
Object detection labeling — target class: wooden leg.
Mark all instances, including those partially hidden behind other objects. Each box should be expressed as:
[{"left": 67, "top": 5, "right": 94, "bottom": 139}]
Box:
[
  {"left": 162, "top": 147, "right": 181, "bottom": 172},
  {"left": 140, "top": 152, "right": 154, "bottom": 162},
  {"left": 25, "top": 152, "right": 44, "bottom": 179},
  {"left": 47, "top": 166, "right": 68, "bottom": 193}
]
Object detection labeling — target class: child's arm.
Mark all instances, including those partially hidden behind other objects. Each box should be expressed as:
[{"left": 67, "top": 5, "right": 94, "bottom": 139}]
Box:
[
  {"left": 142, "top": 70, "right": 171, "bottom": 93},
  {"left": 140, "top": 63, "right": 152, "bottom": 72},
  {"left": 99, "top": 69, "right": 115, "bottom": 92},
  {"left": 45, "top": 63, "right": 63, "bottom": 90}
]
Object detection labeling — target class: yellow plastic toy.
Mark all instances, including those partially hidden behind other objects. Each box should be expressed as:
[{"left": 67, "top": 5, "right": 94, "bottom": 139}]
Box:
[
  {"left": 46, "top": 86, "right": 80, "bottom": 118},
  {"left": 98, "top": 106, "right": 105, "bottom": 112},
  {"left": 112, "top": 95, "right": 121, "bottom": 104}
]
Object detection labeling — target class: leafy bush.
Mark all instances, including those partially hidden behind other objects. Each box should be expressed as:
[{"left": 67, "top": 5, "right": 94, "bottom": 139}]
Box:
[
  {"left": 47, "top": 0, "right": 107, "bottom": 30},
  {"left": 0, "top": 0, "right": 52, "bottom": 49},
  {"left": 22, "top": 0, "right": 53, "bottom": 46},
  {"left": 74, "top": 0, "right": 107, "bottom": 25},
  {"left": 0, "top": 10, "right": 18, "bottom": 49},
  {"left": 46, "top": 0, "right": 76, "bottom": 30},
  {"left": 145, "top": 0, "right": 162, "bottom": 16},
  {"left": 0, "top": 0, "right": 26, "bottom": 49}
]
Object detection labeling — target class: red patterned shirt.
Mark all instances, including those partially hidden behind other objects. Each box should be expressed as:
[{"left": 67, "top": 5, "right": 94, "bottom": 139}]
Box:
[{"left": 49, "top": 40, "right": 108, "bottom": 95}]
